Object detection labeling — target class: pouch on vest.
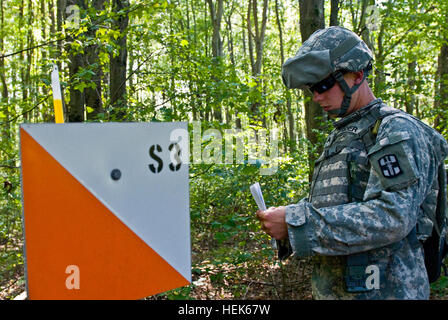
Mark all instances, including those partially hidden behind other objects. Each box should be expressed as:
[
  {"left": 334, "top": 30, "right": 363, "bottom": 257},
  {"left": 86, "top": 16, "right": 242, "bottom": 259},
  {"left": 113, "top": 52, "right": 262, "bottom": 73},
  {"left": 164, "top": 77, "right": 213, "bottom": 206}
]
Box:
[{"left": 345, "top": 252, "right": 373, "bottom": 293}]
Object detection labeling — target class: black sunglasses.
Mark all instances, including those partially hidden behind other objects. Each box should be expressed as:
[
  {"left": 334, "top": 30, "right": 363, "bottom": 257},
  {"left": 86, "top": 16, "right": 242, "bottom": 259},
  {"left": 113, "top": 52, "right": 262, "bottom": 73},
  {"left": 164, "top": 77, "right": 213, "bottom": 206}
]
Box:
[
  {"left": 308, "top": 71, "right": 348, "bottom": 94},
  {"left": 308, "top": 74, "right": 337, "bottom": 94}
]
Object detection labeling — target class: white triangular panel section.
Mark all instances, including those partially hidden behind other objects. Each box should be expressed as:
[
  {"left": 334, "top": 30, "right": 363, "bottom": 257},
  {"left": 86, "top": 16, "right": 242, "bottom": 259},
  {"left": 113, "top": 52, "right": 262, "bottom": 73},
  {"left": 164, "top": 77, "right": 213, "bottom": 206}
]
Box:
[{"left": 21, "top": 123, "right": 191, "bottom": 281}]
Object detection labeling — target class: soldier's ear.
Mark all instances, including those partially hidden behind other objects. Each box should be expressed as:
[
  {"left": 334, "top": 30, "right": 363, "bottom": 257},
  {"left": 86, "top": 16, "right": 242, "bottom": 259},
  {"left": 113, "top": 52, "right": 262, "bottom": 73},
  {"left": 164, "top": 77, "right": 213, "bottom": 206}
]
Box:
[{"left": 353, "top": 70, "right": 365, "bottom": 85}]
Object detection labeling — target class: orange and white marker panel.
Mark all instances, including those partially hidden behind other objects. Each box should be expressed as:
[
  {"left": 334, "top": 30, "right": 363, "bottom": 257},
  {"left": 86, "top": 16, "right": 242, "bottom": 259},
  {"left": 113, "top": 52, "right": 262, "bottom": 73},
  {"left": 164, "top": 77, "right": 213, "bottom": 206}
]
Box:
[{"left": 20, "top": 122, "right": 191, "bottom": 299}]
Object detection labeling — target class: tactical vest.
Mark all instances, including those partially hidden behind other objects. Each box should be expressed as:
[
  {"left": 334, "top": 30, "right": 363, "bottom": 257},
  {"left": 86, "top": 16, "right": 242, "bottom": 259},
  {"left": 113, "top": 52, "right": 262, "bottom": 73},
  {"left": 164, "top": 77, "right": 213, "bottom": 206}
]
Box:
[
  {"left": 309, "top": 100, "right": 394, "bottom": 208},
  {"left": 309, "top": 100, "right": 409, "bottom": 294}
]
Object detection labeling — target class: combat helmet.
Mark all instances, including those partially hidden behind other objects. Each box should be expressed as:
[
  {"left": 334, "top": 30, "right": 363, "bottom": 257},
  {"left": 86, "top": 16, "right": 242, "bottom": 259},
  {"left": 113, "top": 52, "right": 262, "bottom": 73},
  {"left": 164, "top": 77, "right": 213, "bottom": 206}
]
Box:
[{"left": 282, "top": 26, "right": 373, "bottom": 117}]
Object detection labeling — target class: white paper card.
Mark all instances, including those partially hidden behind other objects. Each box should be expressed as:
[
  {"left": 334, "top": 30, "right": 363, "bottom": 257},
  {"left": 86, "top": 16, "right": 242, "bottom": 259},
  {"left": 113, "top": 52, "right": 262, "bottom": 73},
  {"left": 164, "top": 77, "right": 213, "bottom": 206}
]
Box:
[{"left": 250, "top": 182, "right": 266, "bottom": 211}]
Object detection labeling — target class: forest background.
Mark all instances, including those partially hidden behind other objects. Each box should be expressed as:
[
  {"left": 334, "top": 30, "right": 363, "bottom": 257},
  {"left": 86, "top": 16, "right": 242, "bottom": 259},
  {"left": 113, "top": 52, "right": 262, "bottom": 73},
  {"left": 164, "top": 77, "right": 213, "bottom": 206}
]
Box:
[{"left": 1, "top": 0, "right": 448, "bottom": 300}]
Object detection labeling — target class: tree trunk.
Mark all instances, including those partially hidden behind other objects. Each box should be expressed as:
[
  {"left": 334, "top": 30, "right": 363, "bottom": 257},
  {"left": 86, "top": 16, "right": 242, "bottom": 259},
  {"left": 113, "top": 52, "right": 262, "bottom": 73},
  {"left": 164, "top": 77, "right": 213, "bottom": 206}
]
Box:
[
  {"left": 225, "top": 6, "right": 236, "bottom": 66},
  {"left": 275, "top": 0, "right": 295, "bottom": 151},
  {"left": 41, "top": 0, "right": 53, "bottom": 122},
  {"left": 0, "top": 0, "right": 9, "bottom": 144},
  {"left": 66, "top": 0, "right": 85, "bottom": 122},
  {"left": 299, "top": 0, "right": 325, "bottom": 181},
  {"left": 404, "top": 0, "right": 419, "bottom": 116},
  {"left": 373, "top": 0, "right": 394, "bottom": 96},
  {"left": 207, "top": 0, "right": 224, "bottom": 123},
  {"left": 207, "top": 0, "right": 224, "bottom": 59},
  {"left": 85, "top": 0, "right": 104, "bottom": 120},
  {"left": 49, "top": 0, "right": 57, "bottom": 64},
  {"left": 21, "top": 0, "right": 34, "bottom": 121},
  {"left": 241, "top": 11, "right": 248, "bottom": 72},
  {"left": 356, "top": 0, "right": 369, "bottom": 34},
  {"left": 434, "top": 36, "right": 448, "bottom": 134},
  {"left": 204, "top": 2, "right": 209, "bottom": 58},
  {"left": 247, "top": 0, "right": 255, "bottom": 76},
  {"left": 330, "top": 0, "right": 340, "bottom": 26},
  {"left": 405, "top": 59, "right": 416, "bottom": 115},
  {"left": 358, "top": 0, "right": 375, "bottom": 53},
  {"left": 57, "top": 0, "right": 66, "bottom": 71},
  {"left": 246, "top": 0, "right": 269, "bottom": 122},
  {"left": 40, "top": 1, "right": 46, "bottom": 70},
  {"left": 251, "top": 0, "right": 268, "bottom": 77},
  {"left": 224, "top": 3, "right": 236, "bottom": 125},
  {"left": 109, "top": 0, "right": 129, "bottom": 121}
]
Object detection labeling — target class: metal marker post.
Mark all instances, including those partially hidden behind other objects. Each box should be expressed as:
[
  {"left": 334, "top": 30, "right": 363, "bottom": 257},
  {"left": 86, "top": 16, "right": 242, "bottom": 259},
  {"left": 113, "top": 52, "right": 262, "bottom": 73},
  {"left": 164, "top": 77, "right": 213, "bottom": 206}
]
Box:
[{"left": 51, "top": 64, "right": 64, "bottom": 123}]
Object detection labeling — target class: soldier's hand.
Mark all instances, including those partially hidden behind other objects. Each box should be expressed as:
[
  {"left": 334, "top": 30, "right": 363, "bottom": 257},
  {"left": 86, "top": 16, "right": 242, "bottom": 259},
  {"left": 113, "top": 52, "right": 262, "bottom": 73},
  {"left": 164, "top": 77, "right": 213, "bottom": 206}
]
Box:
[{"left": 256, "top": 206, "right": 288, "bottom": 240}]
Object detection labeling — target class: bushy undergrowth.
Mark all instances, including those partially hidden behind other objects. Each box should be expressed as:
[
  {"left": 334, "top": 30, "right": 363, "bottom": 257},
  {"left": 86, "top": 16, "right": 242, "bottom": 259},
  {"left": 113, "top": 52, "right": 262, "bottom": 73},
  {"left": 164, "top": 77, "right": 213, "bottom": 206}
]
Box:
[
  {"left": 1, "top": 147, "right": 447, "bottom": 300},
  {"left": 154, "top": 153, "right": 314, "bottom": 300}
]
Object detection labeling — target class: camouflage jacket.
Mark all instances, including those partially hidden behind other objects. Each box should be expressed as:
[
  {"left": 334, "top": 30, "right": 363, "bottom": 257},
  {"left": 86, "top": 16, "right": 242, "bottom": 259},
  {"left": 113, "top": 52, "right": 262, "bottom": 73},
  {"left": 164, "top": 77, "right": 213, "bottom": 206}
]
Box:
[{"left": 285, "top": 99, "right": 448, "bottom": 299}]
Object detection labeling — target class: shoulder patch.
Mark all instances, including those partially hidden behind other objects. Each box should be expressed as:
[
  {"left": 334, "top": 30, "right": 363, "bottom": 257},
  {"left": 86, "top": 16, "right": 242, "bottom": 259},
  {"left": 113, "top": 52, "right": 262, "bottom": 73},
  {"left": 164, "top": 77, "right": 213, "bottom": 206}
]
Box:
[
  {"left": 378, "top": 154, "right": 402, "bottom": 178},
  {"left": 368, "top": 132, "right": 418, "bottom": 190}
]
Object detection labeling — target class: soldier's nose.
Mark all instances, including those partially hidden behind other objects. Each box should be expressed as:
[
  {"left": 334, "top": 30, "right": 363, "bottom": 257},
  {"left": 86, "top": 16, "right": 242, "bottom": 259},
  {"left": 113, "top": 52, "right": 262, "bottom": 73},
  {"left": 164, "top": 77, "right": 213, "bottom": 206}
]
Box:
[{"left": 313, "top": 91, "right": 323, "bottom": 103}]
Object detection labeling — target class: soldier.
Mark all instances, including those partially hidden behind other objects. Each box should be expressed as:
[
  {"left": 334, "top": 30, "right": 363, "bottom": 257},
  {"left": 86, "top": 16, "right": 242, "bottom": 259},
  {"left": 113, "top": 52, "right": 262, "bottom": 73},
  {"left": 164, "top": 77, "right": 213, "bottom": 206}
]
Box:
[{"left": 256, "top": 26, "right": 448, "bottom": 299}]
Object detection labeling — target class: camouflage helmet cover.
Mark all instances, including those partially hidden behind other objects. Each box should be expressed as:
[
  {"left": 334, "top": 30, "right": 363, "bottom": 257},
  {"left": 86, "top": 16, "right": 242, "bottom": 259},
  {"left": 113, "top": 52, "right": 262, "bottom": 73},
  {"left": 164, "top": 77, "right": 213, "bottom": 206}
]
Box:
[{"left": 282, "top": 26, "right": 373, "bottom": 89}]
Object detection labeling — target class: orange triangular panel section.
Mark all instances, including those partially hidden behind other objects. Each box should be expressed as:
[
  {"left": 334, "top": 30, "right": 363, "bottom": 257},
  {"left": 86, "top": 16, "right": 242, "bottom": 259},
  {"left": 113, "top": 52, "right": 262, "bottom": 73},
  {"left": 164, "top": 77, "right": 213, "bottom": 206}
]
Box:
[{"left": 21, "top": 128, "right": 189, "bottom": 300}]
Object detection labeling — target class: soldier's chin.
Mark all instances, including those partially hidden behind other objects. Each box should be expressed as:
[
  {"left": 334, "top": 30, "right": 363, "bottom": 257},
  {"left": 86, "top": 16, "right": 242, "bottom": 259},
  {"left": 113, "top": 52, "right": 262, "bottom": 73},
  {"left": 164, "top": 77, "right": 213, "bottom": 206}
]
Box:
[{"left": 326, "top": 109, "right": 340, "bottom": 118}]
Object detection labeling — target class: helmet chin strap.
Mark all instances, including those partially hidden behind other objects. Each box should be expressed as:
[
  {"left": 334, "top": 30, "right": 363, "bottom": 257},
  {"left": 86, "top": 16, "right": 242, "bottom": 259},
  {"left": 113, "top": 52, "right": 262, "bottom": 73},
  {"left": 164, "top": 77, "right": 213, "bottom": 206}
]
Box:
[{"left": 328, "top": 70, "right": 366, "bottom": 117}]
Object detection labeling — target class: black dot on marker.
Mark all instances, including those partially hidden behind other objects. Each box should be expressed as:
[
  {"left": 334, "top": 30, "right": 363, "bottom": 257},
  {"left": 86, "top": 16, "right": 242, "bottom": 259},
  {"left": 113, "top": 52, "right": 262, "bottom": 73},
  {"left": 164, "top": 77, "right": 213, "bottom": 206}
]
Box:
[{"left": 111, "top": 169, "right": 121, "bottom": 181}]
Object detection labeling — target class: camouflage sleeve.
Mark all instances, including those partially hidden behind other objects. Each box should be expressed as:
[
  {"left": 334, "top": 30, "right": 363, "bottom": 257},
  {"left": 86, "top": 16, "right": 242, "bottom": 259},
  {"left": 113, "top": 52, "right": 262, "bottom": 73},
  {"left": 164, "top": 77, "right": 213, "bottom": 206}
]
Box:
[{"left": 285, "top": 115, "right": 433, "bottom": 258}]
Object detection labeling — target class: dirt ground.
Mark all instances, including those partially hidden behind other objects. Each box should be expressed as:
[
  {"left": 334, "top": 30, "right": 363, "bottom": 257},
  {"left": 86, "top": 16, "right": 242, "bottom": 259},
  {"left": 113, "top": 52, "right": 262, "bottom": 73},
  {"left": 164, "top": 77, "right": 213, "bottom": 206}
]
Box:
[{"left": 1, "top": 251, "right": 446, "bottom": 300}]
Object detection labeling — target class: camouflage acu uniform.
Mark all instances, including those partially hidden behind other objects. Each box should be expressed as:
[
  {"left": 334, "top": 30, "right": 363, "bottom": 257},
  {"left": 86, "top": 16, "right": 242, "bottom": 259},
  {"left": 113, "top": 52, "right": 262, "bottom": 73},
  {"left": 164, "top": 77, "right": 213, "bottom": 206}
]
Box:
[
  {"left": 280, "top": 26, "right": 448, "bottom": 299},
  {"left": 285, "top": 99, "right": 448, "bottom": 299}
]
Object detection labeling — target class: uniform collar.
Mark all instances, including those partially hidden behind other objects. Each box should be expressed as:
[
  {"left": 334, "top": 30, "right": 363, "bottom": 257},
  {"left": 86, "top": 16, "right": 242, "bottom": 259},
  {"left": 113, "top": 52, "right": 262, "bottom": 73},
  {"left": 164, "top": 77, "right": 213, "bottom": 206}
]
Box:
[{"left": 333, "top": 98, "right": 383, "bottom": 129}]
